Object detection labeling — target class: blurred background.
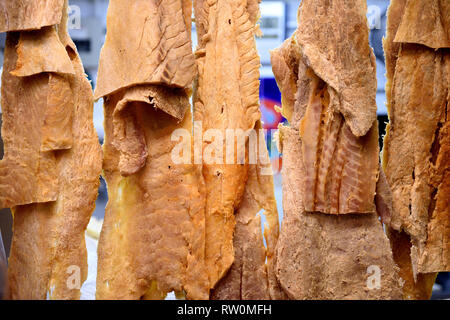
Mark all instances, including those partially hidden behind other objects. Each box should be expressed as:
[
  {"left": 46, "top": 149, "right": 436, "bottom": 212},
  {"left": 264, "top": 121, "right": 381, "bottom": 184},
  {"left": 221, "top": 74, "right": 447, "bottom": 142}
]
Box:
[{"left": 0, "top": 0, "right": 448, "bottom": 299}]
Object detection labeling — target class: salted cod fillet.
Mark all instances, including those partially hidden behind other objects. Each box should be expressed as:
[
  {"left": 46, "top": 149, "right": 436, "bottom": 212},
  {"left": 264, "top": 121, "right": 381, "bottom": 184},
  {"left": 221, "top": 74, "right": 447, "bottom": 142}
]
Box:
[
  {"left": 95, "top": 0, "right": 209, "bottom": 300},
  {"left": 271, "top": 0, "right": 402, "bottom": 299},
  {"left": 4, "top": 1, "right": 102, "bottom": 300},
  {"left": 193, "top": 0, "right": 262, "bottom": 289},
  {"left": 280, "top": 0, "right": 380, "bottom": 215},
  {"left": 382, "top": 0, "right": 449, "bottom": 299}
]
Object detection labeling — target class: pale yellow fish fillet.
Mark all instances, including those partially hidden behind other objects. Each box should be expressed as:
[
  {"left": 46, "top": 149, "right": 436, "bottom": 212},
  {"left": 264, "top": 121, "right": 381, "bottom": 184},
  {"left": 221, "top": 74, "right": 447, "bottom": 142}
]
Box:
[
  {"left": 96, "top": 0, "right": 209, "bottom": 300},
  {"left": 382, "top": 0, "right": 449, "bottom": 283},
  {"left": 211, "top": 121, "right": 285, "bottom": 300},
  {"left": 94, "top": 0, "right": 195, "bottom": 99},
  {"left": 394, "top": 0, "right": 450, "bottom": 49},
  {"left": 6, "top": 1, "right": 102, "bottom": 300},
  {"left": 0, "top": 0, "right": 64, "bottom": 32},
  {"left": 193, "top": 0, "right": 262, "bottom": 289}
]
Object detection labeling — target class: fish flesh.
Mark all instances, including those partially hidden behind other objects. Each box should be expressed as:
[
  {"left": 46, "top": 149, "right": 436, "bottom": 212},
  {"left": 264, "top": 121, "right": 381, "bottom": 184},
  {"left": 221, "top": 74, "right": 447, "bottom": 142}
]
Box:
[{"left": 271, "top": 0, "right": 402, "bottom": 299}]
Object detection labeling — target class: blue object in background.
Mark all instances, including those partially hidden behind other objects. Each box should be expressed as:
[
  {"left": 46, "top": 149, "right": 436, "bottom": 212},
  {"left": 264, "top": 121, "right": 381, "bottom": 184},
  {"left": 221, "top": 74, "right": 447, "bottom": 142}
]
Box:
[{"left": 260, "top": 78, "right": 284, "bottom": 172}]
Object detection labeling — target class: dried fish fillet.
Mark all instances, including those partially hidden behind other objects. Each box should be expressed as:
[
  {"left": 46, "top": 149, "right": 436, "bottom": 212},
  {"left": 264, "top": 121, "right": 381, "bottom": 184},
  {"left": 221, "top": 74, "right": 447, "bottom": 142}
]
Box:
[
  {"left": 275, "top": 126, "right": 401, "bottom": 299},
  {"left": 0, "top": 0, "right": 64, "bottom": 32},
  {"left": 207, "top": 2, "right": 284, "bottom": 298},
  {"left": 294, "top": 0, "right": 378, "bottom": 137},
  {"left": 193, "top": 0, "right": 262, "bottom": 289},
  {"left": 211, "top": 122, "right": 284, "bottom": 300},
  {"left": 41, "top": 73, "right": 74, "bottom": 151},
  {"left": 382, "top": 0, "right": 449, "bottom": 278},
  {"left": 94, "top": 0, "right": 195, "bottom": 99},
  {"left": 271, "top": 0, "right": 401, "bottom": 299},
  {"left": 394, "top": 0, "right": 450, "bottom": 49},
  {"left": 96, "top": 0, "right": 209, "bottom": 300},
  {"left": 0, "top": 34, "right": 59, "bottom": 209},
  {"left": 6, "top": 2, "right": 102, "bottom": 300},
  {"left": 0, "top": 24, "right": 79, "bottom": 209},
  {"left": 384, "top": 47, "right": 448, "bottom": 238}
]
